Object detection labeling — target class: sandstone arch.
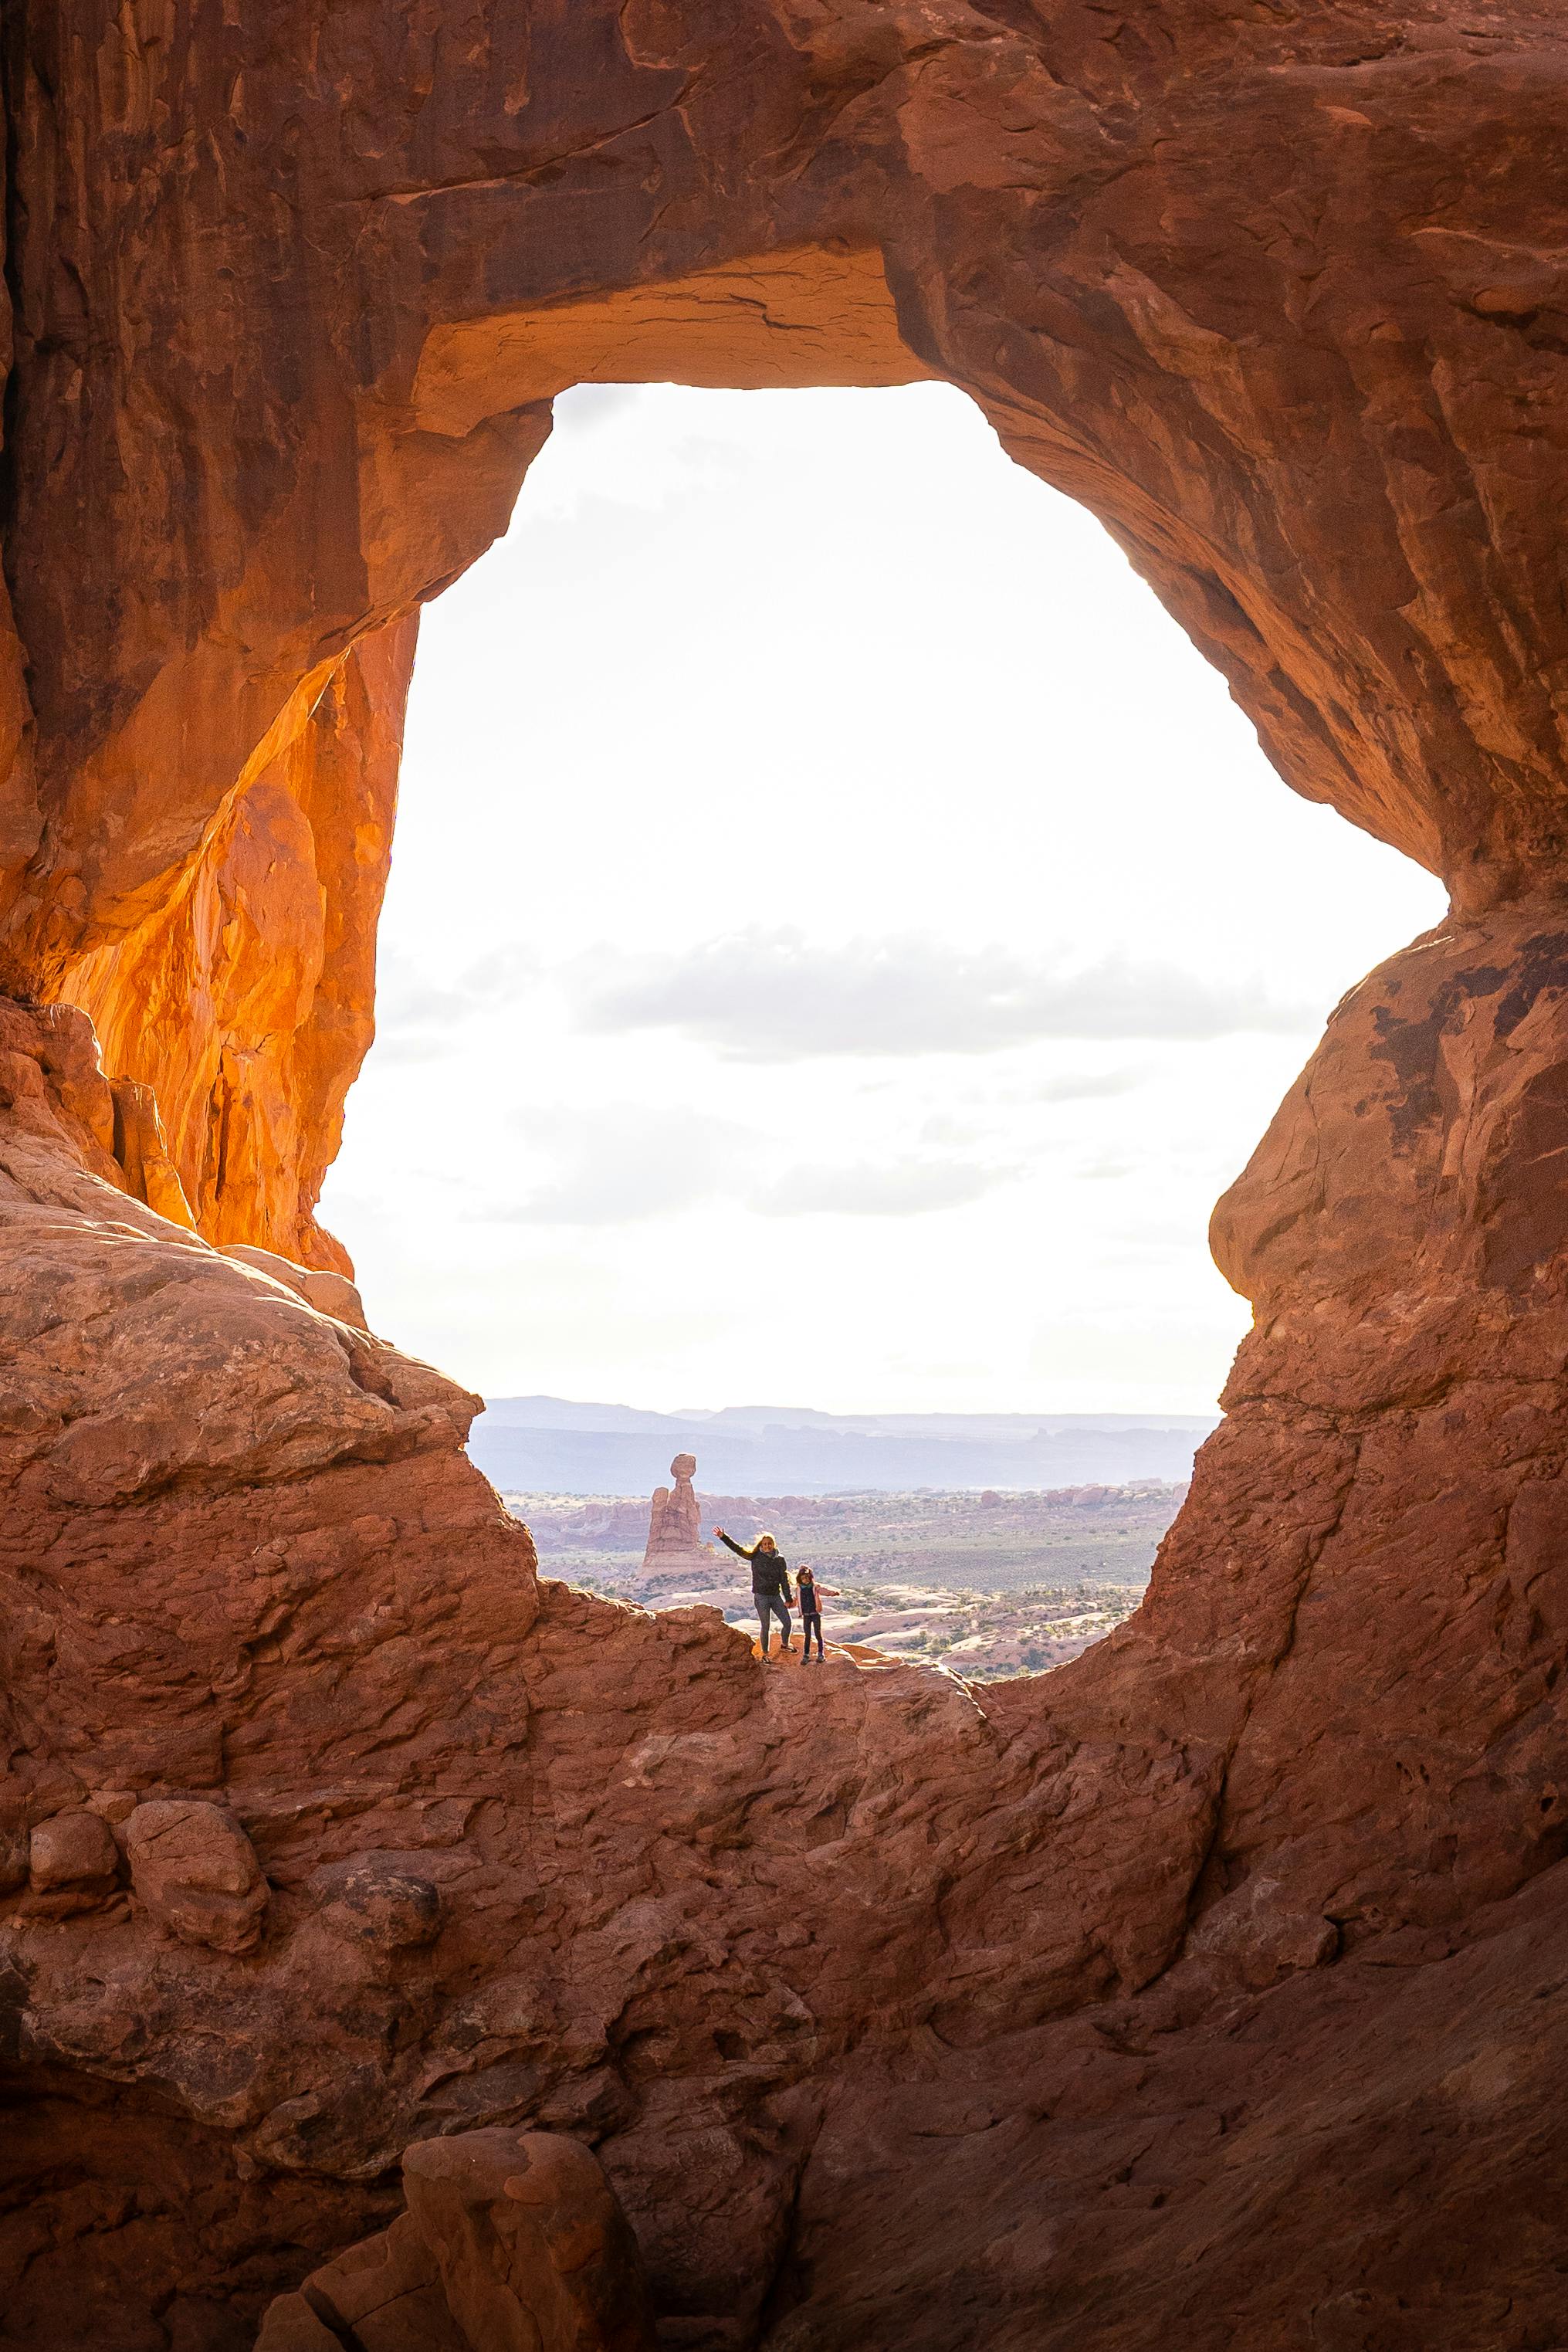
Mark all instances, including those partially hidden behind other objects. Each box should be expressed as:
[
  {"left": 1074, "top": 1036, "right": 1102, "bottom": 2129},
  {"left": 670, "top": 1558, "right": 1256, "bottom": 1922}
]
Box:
[
  {"left": 5, "top": 3, "right": 1568, "bottom": 2345},
  {"left": 6, "top": 1, "right": 1568, "bottom": 1254}
]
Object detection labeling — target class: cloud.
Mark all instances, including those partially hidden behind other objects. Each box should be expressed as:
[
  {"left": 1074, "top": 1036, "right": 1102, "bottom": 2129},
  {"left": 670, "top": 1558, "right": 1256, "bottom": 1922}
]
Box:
[
  {"left": 1036, "top": 1068, "right": 1148, "bottom": 1103},
  {"left": 919, "top": 1112, "right": 987, "bottom": 1147},
  {"left": 464, "top": 1103, "right": 1009, "bottom": 1227},
  {"left": 526, "top": 392, "right": 747, "bottom": 521},
  {"left": 370, "top": 1028, "right": 457, "bottom": 1067},
  {"left": 476, "top": 1106, "right": 744, "bottom": 1227},
  {"left": 553, "top": 383, "right": 648, "bottom": 435},
  {"left": 370, "top": 944, "right": 540, "bottom": 1061},
  {"left": 568, "top": 930, "right": 1315, "bottom": 1061},
  {"left": 755, "top": 1161, "right": 1004, "bottom": 1217},
  {"left": 455, "top": 944, "right": 539, "bottom": 996}
]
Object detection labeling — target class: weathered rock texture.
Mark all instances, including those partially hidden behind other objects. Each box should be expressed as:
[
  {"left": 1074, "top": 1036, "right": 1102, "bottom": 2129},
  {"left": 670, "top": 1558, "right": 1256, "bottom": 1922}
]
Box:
[
  {"left": 5, "top": 2, "right": 1568, "bottom": 2348},
  {"left": 256, "top": 2130, "right": 656, "bottom": 2352},
  {"left": 54, "top": 616, "right": 418, "bottom": 1273}
]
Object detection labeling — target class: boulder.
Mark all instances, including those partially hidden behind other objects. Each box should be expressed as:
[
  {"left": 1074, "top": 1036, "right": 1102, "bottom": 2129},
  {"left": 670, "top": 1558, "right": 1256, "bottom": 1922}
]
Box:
[
  {"left": 223, "top": 1242, "right": 371, "bottom": 1331},
  {"left": 258, "top": 2132, "right": 655, "bottom": 2352},
  {"left": 123, "top": 1799, "right": 268, "bottom": 1955},
  {"left": 314, "top": 1856, "right": 444, "bottom": 1953},
  {"left": 28, "top": 1808, "right": 118, "bottom": 1894},
  {"left": 256, "top": 2213, "right": 464, "bottom": 2352}
]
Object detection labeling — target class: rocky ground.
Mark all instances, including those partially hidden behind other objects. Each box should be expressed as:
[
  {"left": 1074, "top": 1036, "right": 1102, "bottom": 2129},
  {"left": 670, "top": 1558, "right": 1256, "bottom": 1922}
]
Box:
[
  {"left": 806, "top": 1581, "right": 1144, "bottom": 1678},
  {"left": 544, "top": 1563, "right": 1144, "bottom": 1682}
]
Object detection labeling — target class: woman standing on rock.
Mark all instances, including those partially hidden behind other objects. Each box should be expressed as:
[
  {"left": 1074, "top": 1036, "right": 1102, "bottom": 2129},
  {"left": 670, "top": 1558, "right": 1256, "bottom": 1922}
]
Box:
[{"left": 715, "top": 1527, "right": 794, "bottom": 1657}]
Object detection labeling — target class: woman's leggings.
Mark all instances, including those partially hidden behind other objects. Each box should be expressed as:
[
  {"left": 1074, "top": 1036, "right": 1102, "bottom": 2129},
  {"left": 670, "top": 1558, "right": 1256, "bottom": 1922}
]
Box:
[
  {"left": 755, "top": 1594, "right": 792, "bottom": 1653},
  {"left": 801, "top": 1611, "right": 824, "bottom": 1658}
]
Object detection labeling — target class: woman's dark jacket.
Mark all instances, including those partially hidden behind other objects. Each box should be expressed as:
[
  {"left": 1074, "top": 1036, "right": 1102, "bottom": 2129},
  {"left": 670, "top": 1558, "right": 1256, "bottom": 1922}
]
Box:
[{"left": 719, "top": 1531, "right": 792, "bottom": 1598}]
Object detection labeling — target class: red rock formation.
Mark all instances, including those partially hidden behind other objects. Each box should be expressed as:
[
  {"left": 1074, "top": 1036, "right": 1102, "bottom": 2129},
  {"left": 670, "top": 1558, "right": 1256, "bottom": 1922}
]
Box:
[
  {"left": 223, "top": 1246, "right": 371, "bottom": 1335},
  {"left": 256, "top": 2130, "right": 656, "bottom": 2352},
  {"left": 639, "top": 1452, "right": 723, "bottom": 1595},
  {"left": 123, "top": 1801, "right": 271, "bottom": 1958},
  {"left": 5, "top": 3, "right": 1568, "bottom": 2347},
  {"left": 643, "top": 1455, "right": 705, "bottom": 1564},
  {"left": 54, "top": 618, "right": 418, "bottom": 1273}
]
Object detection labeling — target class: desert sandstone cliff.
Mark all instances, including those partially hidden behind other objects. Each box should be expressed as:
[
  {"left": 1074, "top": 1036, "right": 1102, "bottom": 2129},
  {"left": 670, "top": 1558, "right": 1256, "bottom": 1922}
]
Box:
[{"left": 4, "top": 3, "right": 1568, "bottom": 2346}]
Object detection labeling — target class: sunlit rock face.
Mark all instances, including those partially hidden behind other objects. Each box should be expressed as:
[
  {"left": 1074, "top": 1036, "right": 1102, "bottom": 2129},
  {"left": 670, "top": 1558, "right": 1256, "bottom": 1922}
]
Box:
[
  {"left": 51, "top": 618, "right": 419, "bottom": 1273},
  {"left": 5, "top": 2, "right": 1568, "bottom": 2347}
]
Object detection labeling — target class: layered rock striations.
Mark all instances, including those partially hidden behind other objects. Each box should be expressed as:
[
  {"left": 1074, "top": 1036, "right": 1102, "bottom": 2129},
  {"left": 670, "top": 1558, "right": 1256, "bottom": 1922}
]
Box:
[{"left": 5, "top": 2, "right": 1568, "bottom": 2347}]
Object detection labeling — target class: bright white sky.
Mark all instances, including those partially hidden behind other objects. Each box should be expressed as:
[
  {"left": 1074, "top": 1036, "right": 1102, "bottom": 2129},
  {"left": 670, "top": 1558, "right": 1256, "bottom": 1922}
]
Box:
[{"left": 319, "top": 381, "right": 1446, "bottom": 1415}]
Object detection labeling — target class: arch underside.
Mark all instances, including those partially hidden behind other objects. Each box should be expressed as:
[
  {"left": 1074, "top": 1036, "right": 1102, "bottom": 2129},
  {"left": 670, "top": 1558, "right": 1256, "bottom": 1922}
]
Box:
[
  {"left": 20, "top": 185, "right": 1566, "bottom": 1263},
  {"left": 5, "top": 0, "right": 1568, "bottom": 1265}
]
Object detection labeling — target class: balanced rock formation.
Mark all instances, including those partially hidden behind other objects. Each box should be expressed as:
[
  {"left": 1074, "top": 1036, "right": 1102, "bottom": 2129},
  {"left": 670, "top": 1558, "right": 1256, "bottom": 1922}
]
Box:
[
  {"left": 5, "top": 3, "right": 1568, "bottom": 2348},
  {"left": 638, "top": 1452, "right": 721, "bottom": 1595},
  {"left": 644, "top": 1455, "right": 703, "bottom": 1564}
]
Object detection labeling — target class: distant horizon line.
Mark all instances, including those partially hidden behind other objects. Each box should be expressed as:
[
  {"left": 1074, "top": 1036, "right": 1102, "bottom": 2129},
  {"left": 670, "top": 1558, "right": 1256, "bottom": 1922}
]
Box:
[{"left": 479, "top": 1391, "right": 1222, "bottom": 1425}]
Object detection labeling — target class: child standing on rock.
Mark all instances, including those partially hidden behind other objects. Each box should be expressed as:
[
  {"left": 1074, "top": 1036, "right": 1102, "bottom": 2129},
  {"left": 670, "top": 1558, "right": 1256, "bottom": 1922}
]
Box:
[{"left": 795, "top": 1566, "right": 840, "bottom": 1662}]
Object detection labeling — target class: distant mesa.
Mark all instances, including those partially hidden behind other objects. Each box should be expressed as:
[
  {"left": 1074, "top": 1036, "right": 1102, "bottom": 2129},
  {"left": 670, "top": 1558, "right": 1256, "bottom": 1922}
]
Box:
[{"left": 468, "top": 1396, "right": 1217, "bottom": 1497}]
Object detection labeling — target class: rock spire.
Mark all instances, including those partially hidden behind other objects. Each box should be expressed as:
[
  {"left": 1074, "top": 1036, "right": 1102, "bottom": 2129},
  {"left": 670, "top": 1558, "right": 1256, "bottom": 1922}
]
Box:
[{"left": 641, "top": 1452, "right": 718, "bottom": 1590}]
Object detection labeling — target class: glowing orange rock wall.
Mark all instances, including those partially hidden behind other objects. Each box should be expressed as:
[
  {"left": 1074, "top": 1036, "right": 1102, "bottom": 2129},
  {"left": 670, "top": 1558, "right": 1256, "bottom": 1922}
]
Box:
[{"left": 57, "top": 619, "right": 417, "bottom": 1271}]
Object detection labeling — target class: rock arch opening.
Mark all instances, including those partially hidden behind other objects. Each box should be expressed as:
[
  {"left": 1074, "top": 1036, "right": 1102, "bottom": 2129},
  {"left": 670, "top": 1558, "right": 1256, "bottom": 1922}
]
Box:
[
  {"left": 11, "top": 227, "right": 1494, "bottom": 1291},
  {"left": 326, "top": 371, "right": 1444, "bottom": 1435}
]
